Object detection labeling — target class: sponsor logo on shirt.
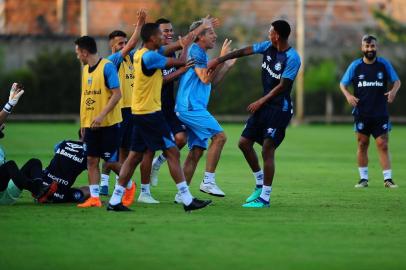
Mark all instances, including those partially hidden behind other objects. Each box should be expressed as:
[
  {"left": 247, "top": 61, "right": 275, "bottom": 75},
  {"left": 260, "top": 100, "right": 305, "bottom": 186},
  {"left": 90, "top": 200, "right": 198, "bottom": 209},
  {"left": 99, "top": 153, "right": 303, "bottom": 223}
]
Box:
[
  {"left": 55, "top": 148, "right": 85, "bottom": 163},
  {"left": 262, "top": 62, "right": 281, "bottom": 80},
  {"left": 357, "top": 81, "right": 384, "bottom": 87},
  {"left": 85, "top": 98, "right": 96, "bottom": 107},
  {"left": 47, "top": 172, "right": 69, "bottom": 186},
  {"left": 357, "top": 122, "right": 364, "bottom": 130},
  {"left": 358, "top": 74, "right": 365, "bottom": 80},
  {"left": 163, "top": 67, "right": 176, "bottom": 76},
  {"left": 382, "top": 123, "right": 388, "bottom": 130},
  {"left": 267, "top": 56, "right": 272, "bottom": 62}
]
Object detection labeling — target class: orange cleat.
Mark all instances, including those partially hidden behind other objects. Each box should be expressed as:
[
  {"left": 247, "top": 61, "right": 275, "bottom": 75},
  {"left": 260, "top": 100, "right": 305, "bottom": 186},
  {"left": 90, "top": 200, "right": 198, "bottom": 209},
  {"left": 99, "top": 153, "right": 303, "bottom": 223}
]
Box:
[
  {"left": 122, "top": 182, "right": 136, "bottom": 207},
  {"left": 77, "top": 196, "right": 102, "bottom": 208}
]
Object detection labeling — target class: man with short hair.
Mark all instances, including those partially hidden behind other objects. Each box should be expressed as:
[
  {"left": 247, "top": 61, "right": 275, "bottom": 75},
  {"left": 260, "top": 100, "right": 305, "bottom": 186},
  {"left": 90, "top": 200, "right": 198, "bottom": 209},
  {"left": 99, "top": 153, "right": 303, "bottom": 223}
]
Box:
[
  {"left": 209, "top": 20, "right": 301, "bottom": 208},
  {"left": 175, "top": 20, "right": 235, "bottom": 199},
  {"left": 339, "top": 34, "right": 401, "bottom": 188},
  {"left": 99, "top": 11, "right": 146, "bottom": 205},
  {"left": 75, "top": 35, "right": 122, "bottom": 208},
  {"left": 107, "top": 23, "right": 211, "bottom": 212}
]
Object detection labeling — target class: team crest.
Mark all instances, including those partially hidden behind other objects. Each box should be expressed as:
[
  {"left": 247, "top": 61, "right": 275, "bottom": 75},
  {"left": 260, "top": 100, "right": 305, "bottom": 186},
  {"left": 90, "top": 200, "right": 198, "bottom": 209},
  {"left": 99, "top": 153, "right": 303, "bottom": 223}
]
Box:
[
  {"left": 87, "top": 77, "right": 92, "bottom": 85},
  {"left": 274, "top": 62, "right": 282, "bottom": 71},
  {"left": 382, "top": 123, "right": 388, "bottom": 130},
  {"left": 377, "top": 72, "right": 383, "bottom": 80},
  {"left": 357, "top": 122, "right": 364, "bottom": 130}
]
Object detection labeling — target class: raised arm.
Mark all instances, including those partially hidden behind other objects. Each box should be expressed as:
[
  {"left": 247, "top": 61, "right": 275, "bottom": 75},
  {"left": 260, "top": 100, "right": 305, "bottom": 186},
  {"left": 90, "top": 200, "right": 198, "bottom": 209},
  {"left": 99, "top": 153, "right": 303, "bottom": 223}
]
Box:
[
  {"left": 120, "top": 9, "right": 146, "bottom": 57},
  {"left": 1, "top": 83, "right": 24, "bottom": 125}
]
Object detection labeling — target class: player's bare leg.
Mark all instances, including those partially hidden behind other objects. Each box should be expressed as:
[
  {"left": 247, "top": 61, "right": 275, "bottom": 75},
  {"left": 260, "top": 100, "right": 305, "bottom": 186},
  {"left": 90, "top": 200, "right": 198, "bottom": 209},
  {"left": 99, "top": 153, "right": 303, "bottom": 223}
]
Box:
[
  {"left": 355, "top": 133, "right": 370, "bottom": 188},
  {"left": 138, "top": 150, "right": 159, "bottom": 203}
]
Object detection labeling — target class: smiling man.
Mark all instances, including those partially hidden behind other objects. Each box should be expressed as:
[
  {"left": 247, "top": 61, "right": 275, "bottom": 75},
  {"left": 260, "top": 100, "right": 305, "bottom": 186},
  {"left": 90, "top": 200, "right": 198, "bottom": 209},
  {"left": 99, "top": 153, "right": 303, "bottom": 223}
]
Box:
[{"left": 339, "top": 34, "right": 401, "bottom": 188}]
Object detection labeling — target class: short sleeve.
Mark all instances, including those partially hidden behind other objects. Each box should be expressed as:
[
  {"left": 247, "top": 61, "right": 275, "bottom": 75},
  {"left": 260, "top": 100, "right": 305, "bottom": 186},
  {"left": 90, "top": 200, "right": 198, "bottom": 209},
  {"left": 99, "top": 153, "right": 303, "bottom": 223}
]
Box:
[
  {"left": 189, "top": 44, "right": 207, "bottom": 68},
  {"left": 252, "top": 41, "right": 272, "bottom": 54},
  {"left": 107, "top": 52, "right": 124, "bottom": 70},
  {"left": 380, "top": 58, "right": 400, "bottom": 83},
  {"left": 103, "top": 62, "right": 120, "bottom": 89},
  {"left": 142, "top": 51, "right": 168, "bottom": 70},
  {"left": 282, "top": 51, "right": 301, "bottom": 80},
  {"left": 340, "top": 60, "right": 359, "bottom": 86},
  {"left": 54, "top": 141, "right": 63, "bottom": 153}
]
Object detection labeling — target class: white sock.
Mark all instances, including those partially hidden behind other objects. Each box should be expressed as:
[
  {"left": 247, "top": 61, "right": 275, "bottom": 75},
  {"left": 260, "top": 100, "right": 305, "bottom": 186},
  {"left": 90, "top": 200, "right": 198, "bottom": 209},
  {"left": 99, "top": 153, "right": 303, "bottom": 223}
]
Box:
[
  {"left": 153, "top": 154, "right": 167, "bottom": 168},
  {"left": 358, "top": 167, "right": 368, "bottom": 180},
  {"left": 176, "top": 181, "right": 193, "bottom": 206},
  {"left": 141, "top": 184, "right": 150, "bottom": 194},
  {"left": 100, "top": 174, "right": 109, "bottom": 187},
  {"left": 253, "top": 170, "right": 264, "bottom": 187},
  {"left": 259, "top": 185, "right": 272, "bottom": 202},
  {"left": 126, "top": 180, "right": 133, "bottom": 189},
  {"left": 383, "top": 169, "right": 392, "bottom": 180},
  {"left": 109, "top": 185, "right": 125, "bottom": 205},
  {"left": 115, "top": 175, "right": 119, "bottom": 185},
  {"left": 203, "top": 172, "right": 215, "bottom": 184},
  {"left": 89, "top": 184, "right": 100, "bottom": 198}
]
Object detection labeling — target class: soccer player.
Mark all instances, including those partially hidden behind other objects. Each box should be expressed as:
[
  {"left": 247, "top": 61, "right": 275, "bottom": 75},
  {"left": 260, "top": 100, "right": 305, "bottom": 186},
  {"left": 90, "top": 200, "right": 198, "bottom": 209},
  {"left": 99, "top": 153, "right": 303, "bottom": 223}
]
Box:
[
  {"left": 208, "top": 20, "right": 301, "bottom": 208},
  {"left": 99, "top": 10, "right": 146, "bottom": 199},
  {"left": 107, "top": 23, "right": 211, "bottom": 212},
  {"left": 75, "top": 36, "right": 122, "bottom": 208},
  {"left": 0, "top": 137, "right": 89, "bottom": 205},
  {"left": 339, "top": 35, "right": 401, "bottom": 188},
  {"left": 174, "top": 20, "right": 236, "bottom": 199}
]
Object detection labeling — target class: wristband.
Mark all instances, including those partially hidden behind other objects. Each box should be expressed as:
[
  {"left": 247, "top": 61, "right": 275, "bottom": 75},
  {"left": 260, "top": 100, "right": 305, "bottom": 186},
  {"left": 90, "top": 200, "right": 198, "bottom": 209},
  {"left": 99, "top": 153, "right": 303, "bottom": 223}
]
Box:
[{"left": 2, "top": 102, "right": 13, "bottom": 114}]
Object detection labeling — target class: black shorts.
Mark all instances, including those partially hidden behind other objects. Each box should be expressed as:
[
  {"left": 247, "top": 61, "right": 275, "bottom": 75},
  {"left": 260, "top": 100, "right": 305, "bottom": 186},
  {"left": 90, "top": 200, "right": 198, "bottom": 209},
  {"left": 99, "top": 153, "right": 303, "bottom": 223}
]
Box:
[
  {"left": 163, "top": 109, "right": 187, "bottom": 135},
  {"left": 354, "top": 116, "right": 391, "bottom": 138},
  {"left": 241, "top": 106, "right": 292, "bottom": 148},
  {"left": 50, "top": 188, "right": 85, "bottom": 203},
  {"left": 118, "top": 107, "right": 133, "bottom": 150},
  {"left": 83, "top": 124, "right": 119, "bottom": 161},
  {"left": 131, "top": 111, "right": 176, "bottom": 152}
]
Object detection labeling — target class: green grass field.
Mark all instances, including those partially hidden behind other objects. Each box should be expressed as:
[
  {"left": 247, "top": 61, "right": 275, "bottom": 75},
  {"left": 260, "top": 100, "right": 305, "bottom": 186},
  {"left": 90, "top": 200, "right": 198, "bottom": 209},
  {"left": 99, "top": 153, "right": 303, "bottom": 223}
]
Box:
[{"left": 1, "top": 123, "right": 405, "bottom": 270}]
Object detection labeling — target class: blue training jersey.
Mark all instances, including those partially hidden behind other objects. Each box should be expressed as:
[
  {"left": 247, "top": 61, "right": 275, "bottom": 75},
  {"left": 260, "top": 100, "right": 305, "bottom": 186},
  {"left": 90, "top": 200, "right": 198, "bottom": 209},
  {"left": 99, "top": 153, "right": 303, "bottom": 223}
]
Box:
[
  {"left": 253, "top": 41, "right": 301, "bottom": 112},
  {"left": 340, "top": 57, "right": 399, "bottom": 117},
  {"left": 175, "top": 43, "right": 211, "bottom": 112}
]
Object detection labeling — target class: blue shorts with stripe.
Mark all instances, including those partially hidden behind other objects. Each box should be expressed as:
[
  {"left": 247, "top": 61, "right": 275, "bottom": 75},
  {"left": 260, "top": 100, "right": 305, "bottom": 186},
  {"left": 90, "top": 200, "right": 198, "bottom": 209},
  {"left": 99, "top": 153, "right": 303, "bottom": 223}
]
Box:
[
  {"left": 354, "top": 115, "right": 391, "bottom": 138},
  {"left": 130, "top": 111, "right": 176, "bottom": 152},
  {"left": 83, "top": 124, "right": 119, "bottom": 161},
  {"left": 176, "top": 110, "right": 223, "bottom": 150}
]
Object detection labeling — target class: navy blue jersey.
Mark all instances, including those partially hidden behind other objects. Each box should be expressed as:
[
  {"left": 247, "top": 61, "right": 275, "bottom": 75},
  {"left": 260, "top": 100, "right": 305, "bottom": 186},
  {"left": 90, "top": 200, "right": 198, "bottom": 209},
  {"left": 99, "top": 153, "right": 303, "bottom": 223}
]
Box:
[
  {"left": 43, "top": 140, "right": 87, "bottom": 201},
  {"left": 253, "top": 41, "right": 301, "bottom": 112},
  {"left": 162, "top": 56, "right": 177, "bottom": 114},
  {"left": 341, "top": 57, "right": 399, "bottom": 117}
]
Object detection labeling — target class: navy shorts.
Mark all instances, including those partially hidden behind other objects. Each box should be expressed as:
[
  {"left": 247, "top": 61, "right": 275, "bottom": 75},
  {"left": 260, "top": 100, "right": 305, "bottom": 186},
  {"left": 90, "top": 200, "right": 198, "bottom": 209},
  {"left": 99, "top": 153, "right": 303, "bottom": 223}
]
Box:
[
  {"left": 83, "top": 124, "right": 119, "bottom": 161},
  {"left": 163, "top": 109, "right": 187, "bottom": 135},
  {"left": 50, "top": 188, "right": 85, "bottom": 203},
  {"left": 241, "top": 106, "right": 292, "bottom": 148},
  {"left": 118, "top": 107, "right": 133, "bottom": 150},
  {"left": 354, "top": 116, "right": 391, "bottom": 138},
  {"left": 131, "top": 111, "right": 176, "bottom": 152}
]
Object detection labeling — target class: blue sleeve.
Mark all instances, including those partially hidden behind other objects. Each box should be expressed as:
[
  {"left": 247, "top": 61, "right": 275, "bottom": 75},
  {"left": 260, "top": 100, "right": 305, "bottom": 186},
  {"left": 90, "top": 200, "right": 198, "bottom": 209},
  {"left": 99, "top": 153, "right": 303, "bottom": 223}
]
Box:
[
  {"left": 282, "top": 52, "right": 301, "bottom": 80},
  {"left": 107, "top": 52, "right": 124, "bottom": 70},
  {"left": 157, "top": 46, "right": 165, "bottom": 55},
  {"left": 379, "top": 58, "right": 400, "bottom": 83},
  {"left": 340, "top": 60, "right": 359, "bottom": 86},
  {"left": 142, "top": 51, "right": 168, "bottom": 70},
  {"left": 103, "top": 62, "right": 120, "bottom": 89},
  {"left": 54, "top": 141, "right": 63, "bottom": 153},
  {"left": 252, "top": 41, "right": 272, "bottom": 54},
  {"left": 189, "top": 44, "right": 207, "bottom": 68}
]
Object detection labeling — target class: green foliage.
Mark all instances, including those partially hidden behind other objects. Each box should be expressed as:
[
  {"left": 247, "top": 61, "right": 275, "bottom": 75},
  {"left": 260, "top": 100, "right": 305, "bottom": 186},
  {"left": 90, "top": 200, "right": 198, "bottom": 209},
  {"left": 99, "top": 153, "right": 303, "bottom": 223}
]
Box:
[
  {"left": 1, "top": 48, "right": 81, "bottom": 114},
  {"left": 372, "top": 9, "right": 406, "bottom": 43},
  {"left": 304, "top": 59, "right": 337, "bottom": 93}
]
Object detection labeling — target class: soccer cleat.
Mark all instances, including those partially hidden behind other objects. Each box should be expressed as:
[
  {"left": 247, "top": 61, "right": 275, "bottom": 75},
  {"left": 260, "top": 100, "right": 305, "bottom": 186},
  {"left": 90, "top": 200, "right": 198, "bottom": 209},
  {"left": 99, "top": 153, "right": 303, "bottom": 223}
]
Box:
[
  {"left": 355, "top": 179, "right": 369, "bottom": 188},
  {"left": 384, "top": 179, "right": 398, "bottom": 188},
  {"left": 77, "top": 197, "right": 102, "bottom": 208},
  {"left": 200, "top": 181, "right": 226, "bottom": 197},
  {"left": 150, "top": 158, "right": 160, "bottom": 186},
  {"left": 36, "top": 181, "right": 58, "bottom": 203},
  {"left": 122, "top": 182, "right": 136, "bottom": 207},
  {"left": 137, "top": 192, "right": 160, "bottom": 204},
  {"left": 242, "top": 197, "right": 270, "bottom": 208},
  {"left": 107, "top": 203, "right": 132, "bottom": 212},
  {"left": 174, "top": 192, "right": 182, "bottom": 204},
  {"left": 183, "top": 198, "right": 212, "bottom": 212},
  {"left": 245, "top": 187, "right": 262, "bottom": 203},
  {"left": 99, "top": 185, "right": 109, "bottom": 196}
]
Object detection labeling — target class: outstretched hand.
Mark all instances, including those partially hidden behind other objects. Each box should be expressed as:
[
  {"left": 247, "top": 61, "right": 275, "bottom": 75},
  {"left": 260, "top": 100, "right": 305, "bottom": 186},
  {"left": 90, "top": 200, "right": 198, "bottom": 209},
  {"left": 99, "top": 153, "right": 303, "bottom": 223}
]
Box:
[
  {"left": 8, "top": 83, "right": 24, "bottom": 106},
  {"left": 220, "top": 38, "right": 233, "bottom": 56},
  {"left": 179, "top": 33, "right": 196, "bottom": 48},
  {"left": 201, "top": 15, "right": 220, "bottom": 29},
  {"left": 385, "top": 89, "right": 398, "bottom": 103},
  {"left": 136, "top": 9, "right": 147, "bottom": 27}
]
